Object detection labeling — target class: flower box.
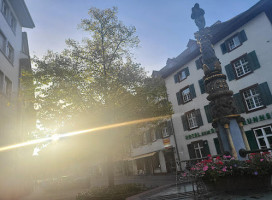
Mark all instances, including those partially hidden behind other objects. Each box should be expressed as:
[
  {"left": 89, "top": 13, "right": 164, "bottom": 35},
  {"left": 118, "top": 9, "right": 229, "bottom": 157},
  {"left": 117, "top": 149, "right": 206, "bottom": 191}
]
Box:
[{"left": 203, "top": 175, "right": 271, "bottom": 192}]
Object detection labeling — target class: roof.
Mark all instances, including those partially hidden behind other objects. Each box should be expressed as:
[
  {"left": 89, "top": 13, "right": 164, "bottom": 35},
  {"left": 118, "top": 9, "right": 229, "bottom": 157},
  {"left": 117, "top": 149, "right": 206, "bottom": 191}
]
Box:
[
  {"left": 159, "top": 0, "right": 272, "bottom": 79},
  {"left": 9, "top": 0, "right": 35, "bottom": 28}
]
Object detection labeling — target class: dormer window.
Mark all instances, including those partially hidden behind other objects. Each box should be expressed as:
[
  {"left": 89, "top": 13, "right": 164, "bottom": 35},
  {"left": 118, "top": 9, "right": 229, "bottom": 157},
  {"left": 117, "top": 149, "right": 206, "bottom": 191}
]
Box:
[
  {"left": 174, "top": 67, "right": 190, "bottom": 83},
  {"left": 220, "top": 30, "right": 247, "bottom": 54},
  {"left": 227, "top": 35, "right": 241, "bottom": 51}
]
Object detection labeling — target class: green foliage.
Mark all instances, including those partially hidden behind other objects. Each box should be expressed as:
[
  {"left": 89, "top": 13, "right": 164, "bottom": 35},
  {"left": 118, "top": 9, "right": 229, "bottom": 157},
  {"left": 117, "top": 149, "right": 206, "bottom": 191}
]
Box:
[
  {"left": 76, "top": 184, "right": 147, "bottom": 200},
  {"left": 28, "top": 7, "right": 172, "bottom": 130}
]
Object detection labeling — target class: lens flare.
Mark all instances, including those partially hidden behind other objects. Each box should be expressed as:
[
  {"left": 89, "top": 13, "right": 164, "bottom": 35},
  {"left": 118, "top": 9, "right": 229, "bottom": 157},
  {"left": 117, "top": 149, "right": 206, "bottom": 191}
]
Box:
[{"left": 0, "top": 115, "right": 171, "bottom": 153}]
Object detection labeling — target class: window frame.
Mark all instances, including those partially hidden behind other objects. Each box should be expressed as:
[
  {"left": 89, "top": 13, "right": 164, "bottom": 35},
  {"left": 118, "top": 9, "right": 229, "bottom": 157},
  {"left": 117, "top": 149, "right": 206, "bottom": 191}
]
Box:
[
  {"left": 253, "top": 124, "right": 272, "bottom": 149},
  {"left": 180, "top": 86, "right": 192, "bottom": 104},
  {"left": 162, "top": 127, "right": 169, "bottom": 138},
  {"left": 193, "top": 142, "right": 205, "bottom": 159},
  {"left": 240, "top": 84, "right": 265, "bottom": 113},
  {"left": 151, "top": 129, "right": 156, "bottom": 142},
  {"left": 6, "top": 42, "right": 14, "bottom": 63},
  {"left": 231, "top": 54, "right": 252, "bottom": 79},
  {"left": 226, "top": 34, "right": 242, "bottom": 52},
  {"left": 186, "top": 110, "right": 198, "bottom": 130}
]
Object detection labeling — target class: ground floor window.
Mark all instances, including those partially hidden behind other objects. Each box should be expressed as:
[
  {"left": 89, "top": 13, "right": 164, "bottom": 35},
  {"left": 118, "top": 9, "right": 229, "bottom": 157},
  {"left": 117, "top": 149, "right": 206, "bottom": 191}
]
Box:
[{"left": 253, "top": 125, "right": 272, "bottom": 149}]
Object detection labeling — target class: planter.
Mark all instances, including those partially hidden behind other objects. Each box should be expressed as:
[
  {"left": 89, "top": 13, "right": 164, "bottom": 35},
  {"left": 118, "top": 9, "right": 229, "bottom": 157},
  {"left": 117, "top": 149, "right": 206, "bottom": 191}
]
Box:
[{"left": 203, "top": 175, "right": 272, "bottom": 192}]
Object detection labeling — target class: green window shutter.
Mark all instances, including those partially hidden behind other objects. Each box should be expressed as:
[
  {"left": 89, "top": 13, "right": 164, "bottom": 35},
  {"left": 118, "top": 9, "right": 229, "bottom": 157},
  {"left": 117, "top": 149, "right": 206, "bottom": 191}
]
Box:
[
  {"left": 187, "top": 143, "right": 196, "bottom": 159},
  {"left": 176, "top": 91, "right": 182, "bottom": 105},
  {"left": 203, "top": 140, "right": 211, "bottom": 156},
  {"left": 189, "top": 84, "right": 196, "bottom": 99},
  {"left": 198, "top": 79, "right": 205, "bottom": 94},
  {"left": 258, "top": 82, "right": 272, "bottom": 106},
  {"left": 213, "top": 138, "right": 222, "bottom": 155},
  {"left": 225, "top": 64, "right": 235, "bottom": 81},
  {"left": 238, "top": 30, "right": 247, "bottom": 43},
  {"left": 167, "top": 121, "right": 173, "bottom": 135},
  {"left": 181, "top": 115, "right": 189, "bottom": 131},
  {"left": 204, "top": 104, "right": 212, "bottom": 123},
  {"left": 245, "top": 130, "right": 259, "bottom": 150},
  {"left": 220, "top": 42, "right": 227, "bottom": 54},
  {"left": 247, "top": 51, "right": 260, "bottom": 71},
  {"left": 195, "top": 58, "right": 202, "bottom": 70},
  {"left": 195, "top": 109, "right": 203, "bottom": 127},
  {"left": 184, "top": 67, "right": 190, "bottom": 77},
  {"left": 174, "top": 74, "right": 179, "bottom": 83},
  {"left": 233, "top": 92, "right": 246, "bottom": 113}
]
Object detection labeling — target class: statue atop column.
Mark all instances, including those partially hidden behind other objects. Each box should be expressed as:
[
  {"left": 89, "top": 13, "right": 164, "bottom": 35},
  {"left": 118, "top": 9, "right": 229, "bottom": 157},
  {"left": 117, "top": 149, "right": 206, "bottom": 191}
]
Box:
[
  {"left": 191, "top": 3, "right": 206, "bottom": 30},
  {"left": 190, "top": 3, "right": 249, "bottom": 159}
]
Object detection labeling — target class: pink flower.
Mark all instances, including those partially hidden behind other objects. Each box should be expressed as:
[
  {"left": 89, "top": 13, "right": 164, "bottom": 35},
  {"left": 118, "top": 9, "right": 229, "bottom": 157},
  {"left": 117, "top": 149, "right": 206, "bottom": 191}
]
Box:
[
  {"left": 222, "top": 166, "right": 227, "bottom": 172},
  {"left": 260, "top": 159, "right": 264, "bottom": 162},
  {"left": 183, "top": 173, "right": 187, "bottom": 177},
  {"left": 230, "top": 166, "right": 232, "bottom": 169},
  {"left": 211, "top": 166, "right": 215, "bottom": 170},
  {"left": 203, "top": 166, "right": 208, "bottom": 171}
]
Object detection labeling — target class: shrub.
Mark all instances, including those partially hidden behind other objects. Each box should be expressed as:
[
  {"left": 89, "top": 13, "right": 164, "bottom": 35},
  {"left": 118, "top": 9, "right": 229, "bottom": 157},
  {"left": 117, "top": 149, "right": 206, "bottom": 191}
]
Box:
[{"left": 76, "top": 183, "right": 147, "bottom": 200}]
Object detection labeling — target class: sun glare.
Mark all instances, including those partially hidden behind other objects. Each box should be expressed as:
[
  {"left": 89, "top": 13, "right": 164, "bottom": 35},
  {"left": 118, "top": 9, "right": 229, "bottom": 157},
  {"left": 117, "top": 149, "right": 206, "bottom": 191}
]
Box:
[{"left": 0, "top": 115, "right": 171, "bottom": 153}]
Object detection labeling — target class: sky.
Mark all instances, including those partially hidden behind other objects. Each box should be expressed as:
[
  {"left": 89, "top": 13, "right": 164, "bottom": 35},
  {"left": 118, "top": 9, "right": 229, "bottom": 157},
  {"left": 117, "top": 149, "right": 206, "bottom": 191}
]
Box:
[{"left": 24, "top": 0, "right": 259, "bottom": 74}]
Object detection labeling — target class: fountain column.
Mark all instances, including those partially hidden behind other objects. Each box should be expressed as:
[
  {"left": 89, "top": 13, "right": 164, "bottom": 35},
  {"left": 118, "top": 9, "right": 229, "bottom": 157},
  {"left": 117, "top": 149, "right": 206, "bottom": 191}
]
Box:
[{"left": 191, "top": 3, "right": 249, "bottom": 159}]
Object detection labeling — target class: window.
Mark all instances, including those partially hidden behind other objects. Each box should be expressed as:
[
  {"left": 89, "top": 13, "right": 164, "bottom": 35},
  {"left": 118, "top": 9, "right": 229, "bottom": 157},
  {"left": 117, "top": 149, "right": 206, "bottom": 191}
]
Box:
[
  {"left": 253, "top": 125, "right": 272, "bottom": 149},
  {"left": 7, "top": 43, "right": 14, "bottom": 63},
  {"left": 4, "top": 76, "right": 12, "bottom": 99},
  {"left": 9, "top": 13, "right": 16, "bottom": 32},
  {"left": 0, "top": 31, "right": 6, "bottom": 52},
  {"left": 1, "top": 0, "right": 17, "bottom": 33},
  {"left": 0, "top": 70, "right": 3, "bottom": 92},
  {"left": 176, "top": 84, "right": 196, "bottom": 105},
  {"left": 243, "top": 86, "right": 263, "bottom": 111},
  {"left": 225, "top": 51, "right": 260, "bottom": 81},
  {"left": 182, "top": 88, "right": 191, "bottom": 103},
  {"left": 1, "top": 0, "right": 9, "bottom": 19},
  {"left": 193, "top": 142, "right": 205, "bottom": 158},
  {"left": 232, "top": 56, "right": 251, "bottom": 78},
  {"left": 227, "top": 35, "right": 241, "bottom": 51},
  {"left": 220, "top": 30, "right": 247, "bottom": 54},
  {"left": 187, "top": 111, "right": 198, "bottom": 129},
  {"left": 162, "top": 127, "right": 169, "bottom": 138},
  {"left": 179, "top": 70, "right": 186, "bottom": 81},
  {"left": 174, "top": 67, "right": 189, "bottom": 83},
  {"left": 181, "top": 109, "right": 203, "bottom": 131},
  {"left": 151, "top": 130, "right": 156, "bottom": 141},
  {"left": 187, "top": 140, "right": 210, "bottom": 159},
  {"left": 234, "top": 82, "right": 272, "bottom": 114}
]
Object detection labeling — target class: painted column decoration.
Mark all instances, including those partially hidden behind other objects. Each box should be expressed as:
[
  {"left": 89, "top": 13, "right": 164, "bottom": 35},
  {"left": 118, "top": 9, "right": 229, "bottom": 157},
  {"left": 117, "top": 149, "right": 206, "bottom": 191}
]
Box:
[{"left": 191, "top": 3, "right": 249, "bottom": 159}]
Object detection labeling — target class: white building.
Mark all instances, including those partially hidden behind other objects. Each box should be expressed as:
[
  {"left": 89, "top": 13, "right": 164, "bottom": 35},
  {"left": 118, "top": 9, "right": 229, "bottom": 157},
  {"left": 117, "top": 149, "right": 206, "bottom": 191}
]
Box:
[
  {"left": 129, "top": 121, "right": 179, "bottom": 175},
  {"left": 159, "top": 0, "right": 272, "bottom": 165},
  {"left": 0, "top": 0, "right": 34, "bottom": 145}
]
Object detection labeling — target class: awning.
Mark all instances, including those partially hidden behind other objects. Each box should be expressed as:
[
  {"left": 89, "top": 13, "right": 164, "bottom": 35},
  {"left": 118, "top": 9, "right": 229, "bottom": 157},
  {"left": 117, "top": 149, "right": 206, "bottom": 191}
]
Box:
[{"left": 132, "top": 152, "right": 156, "bottom": 160}]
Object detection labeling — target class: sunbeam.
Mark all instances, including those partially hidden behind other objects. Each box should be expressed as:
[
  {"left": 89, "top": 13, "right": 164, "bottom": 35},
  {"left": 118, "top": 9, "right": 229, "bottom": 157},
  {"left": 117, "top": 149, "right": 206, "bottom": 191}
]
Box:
[{"left": 0, "top": 115, "right": 171, "bottom": 153}]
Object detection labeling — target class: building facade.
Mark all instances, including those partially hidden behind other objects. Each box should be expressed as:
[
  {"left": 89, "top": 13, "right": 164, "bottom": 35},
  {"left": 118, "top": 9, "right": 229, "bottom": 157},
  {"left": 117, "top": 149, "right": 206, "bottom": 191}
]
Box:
[
  {"left": 159, "top": 0, "right": 272, "bottom": 166},
  {"left": 0, "top": 0, "right": 35, "bottom": 146},
  {"left": 129, "top": 120, "right": 180, "bottom": 175}
]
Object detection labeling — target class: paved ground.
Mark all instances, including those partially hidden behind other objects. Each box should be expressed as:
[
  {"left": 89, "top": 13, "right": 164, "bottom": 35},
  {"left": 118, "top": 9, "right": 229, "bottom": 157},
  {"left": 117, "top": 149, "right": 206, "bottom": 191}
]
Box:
[{"left": 21, "top": 188, "right": 90, "bottom": 200}]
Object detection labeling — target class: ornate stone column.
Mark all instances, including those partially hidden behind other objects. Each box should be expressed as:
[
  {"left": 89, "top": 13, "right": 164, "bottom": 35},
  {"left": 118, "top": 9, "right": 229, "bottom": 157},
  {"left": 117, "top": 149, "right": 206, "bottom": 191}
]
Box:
[{"left": 191, "top": 3, "right": 249, "bottom": 159}]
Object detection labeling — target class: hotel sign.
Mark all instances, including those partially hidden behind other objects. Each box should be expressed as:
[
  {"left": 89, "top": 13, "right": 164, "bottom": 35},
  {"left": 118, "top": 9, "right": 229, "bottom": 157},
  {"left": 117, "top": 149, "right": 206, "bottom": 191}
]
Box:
[
  {"left": 185, "top": 128, "right": 216, "bottom": 140},
  {"left": 243, "top": 112, "right": 272, "bottom": 125}
]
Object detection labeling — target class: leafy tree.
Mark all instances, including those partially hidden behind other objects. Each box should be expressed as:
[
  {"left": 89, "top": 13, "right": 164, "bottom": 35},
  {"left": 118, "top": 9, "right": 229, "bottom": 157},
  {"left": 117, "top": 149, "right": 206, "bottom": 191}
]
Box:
[{"left": 30, "top": 7, "right": 172, "bottom": 186}]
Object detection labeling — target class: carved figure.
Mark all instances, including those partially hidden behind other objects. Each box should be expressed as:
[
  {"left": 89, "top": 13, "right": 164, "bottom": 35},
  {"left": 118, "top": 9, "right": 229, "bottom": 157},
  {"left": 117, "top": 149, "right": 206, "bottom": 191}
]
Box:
[{"left": 191, "top": 3, "right": 206, "bottom": 30}]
